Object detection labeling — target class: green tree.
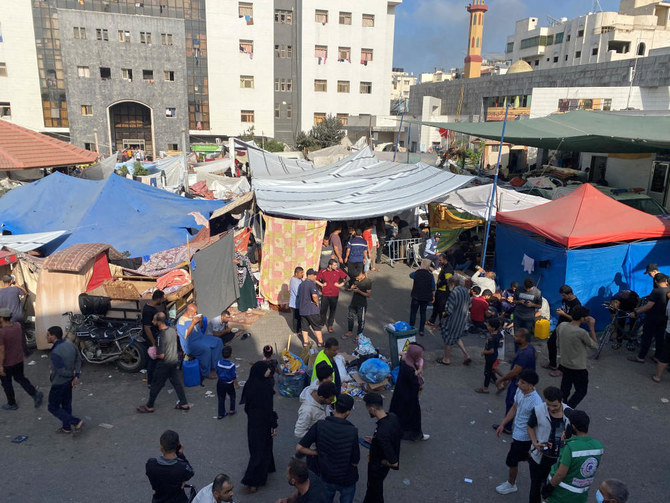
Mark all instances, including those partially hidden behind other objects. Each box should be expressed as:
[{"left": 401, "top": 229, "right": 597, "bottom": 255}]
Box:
[
  {"left": 310, "top": 115, "right": 345, "bottom": 148},
  {"left": 240, "top": 125, "right": 255, "bottom": 142},
  {"left": 264, "top": 138, "right": 286, "bottom": 153},
  {"left": 295, "top": 131, "right": 317, "bottom": 151}
]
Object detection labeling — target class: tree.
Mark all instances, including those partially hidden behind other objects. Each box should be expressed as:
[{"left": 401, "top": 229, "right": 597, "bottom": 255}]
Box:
[
  {"left": 295, "top": 131, "right": 317, "bottom": 151},
  {"left": 310, "top": 115, "right": 345, "bottom": 148},
  {"left": 240, "top": 125, "right": 255, "bottom": 142},
  {"left": 264, "top": 138, "right": 286, "bottom": 153}
]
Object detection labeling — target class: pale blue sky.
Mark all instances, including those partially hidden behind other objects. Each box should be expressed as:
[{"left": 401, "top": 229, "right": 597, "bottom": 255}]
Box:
[{"left": 393, "top": 0, "right": 621, "bottom": 74}]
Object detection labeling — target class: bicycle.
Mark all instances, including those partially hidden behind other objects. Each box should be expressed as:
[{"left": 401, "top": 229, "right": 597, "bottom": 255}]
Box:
[{"left": 594, "top": 302, "right": 644, "bottom": 360}]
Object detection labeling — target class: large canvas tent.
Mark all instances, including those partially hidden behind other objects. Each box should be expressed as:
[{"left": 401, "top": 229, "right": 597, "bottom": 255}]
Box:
[
  {"left": 416, "top": 111, "right": 670, "bottom": 154},
  {"left": 439, "top": 184, "right": 549, "bottom": 220},
  {"left": 0, "top": 172, "right": 226, "bottom": 257},
  {"left": 495, "top": 184, "right": 670, "bottom": 328}
]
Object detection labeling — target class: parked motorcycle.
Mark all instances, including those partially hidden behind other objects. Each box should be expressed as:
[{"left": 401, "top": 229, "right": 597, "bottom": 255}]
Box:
[{"left": 64, "top": 312, "right": 147, "bottom": 373}]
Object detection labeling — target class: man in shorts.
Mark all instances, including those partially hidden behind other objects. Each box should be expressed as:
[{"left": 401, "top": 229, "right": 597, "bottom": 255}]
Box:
[{"left": 298, "top": 269, "right": 324, "bottom": 347}]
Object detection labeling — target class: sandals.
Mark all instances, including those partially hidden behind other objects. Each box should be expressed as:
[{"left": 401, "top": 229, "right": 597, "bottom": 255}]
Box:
[
  {"left": 435, "top": 358, "right": 451, "bottom": 366},
  {"left": 474, "top": 387, "right": 489, "bottom": 394},
  {"left": 342, "top": 332, "right": 354, "bottom": 339},
  {"left": 627, "top": 356, "right": 645, "bottom": 363},
  {"left": 652, "top": 375, "right": 661, "bottom": 383},
  {"left": 175, "top": 404, "right": 191, "bottom": 411},
  {"left": 137, "top": 405, "right": 154, "bottom": 413},
  {"left": 56, "top": 427, "right": 73, "bottom": 434}
]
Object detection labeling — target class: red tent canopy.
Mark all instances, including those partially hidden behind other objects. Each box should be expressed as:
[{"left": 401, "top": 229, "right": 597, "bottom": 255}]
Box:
[{"left": 496, "top": 183, "right": 670, "bottom": 248}]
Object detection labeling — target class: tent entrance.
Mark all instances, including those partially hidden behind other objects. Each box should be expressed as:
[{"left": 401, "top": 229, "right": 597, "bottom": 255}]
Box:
[{"left": 109, "top": 101, "right": 153, "bottom": 156}]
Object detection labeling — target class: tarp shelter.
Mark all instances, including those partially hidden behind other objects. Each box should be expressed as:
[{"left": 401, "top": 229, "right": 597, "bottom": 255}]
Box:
[
  {"left": 251, "top": 146, "right": 473, "bottom": 220},
  {"left": 81, "top": 154, "right": 117, "bottom": 180},
  {"left": 0, "top": 230, "right": 67, "bottom": 252},
  {"left": 0, "top": 172, "right": 226, "bottom": 257},
  {"left": 495, "top": 184, "right": 670, "bottom": 328},
  {"left": 0, "top": 119, "right": 98, "bottom": 170},
  {"left": 416, "top": 111, "right": 670, "bottom": 154},
  {"left": 438, "top": 184, "right": 549, "bottom": 221}
]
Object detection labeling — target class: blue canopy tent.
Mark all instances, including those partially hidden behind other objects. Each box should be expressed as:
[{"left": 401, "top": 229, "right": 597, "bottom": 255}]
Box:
[
  {"left": 0, "top": 172, "right": 227, "bottom": 257},
  {"left": 494, "top": 184, "right": 670, "bottom": 329}
]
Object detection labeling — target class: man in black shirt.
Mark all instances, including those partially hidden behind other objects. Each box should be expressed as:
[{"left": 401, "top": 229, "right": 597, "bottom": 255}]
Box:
[
  {"left": 145, "top": 429, "right": 194, "bottom": 503},
  {"left": 345, "top": 272, "right": 372, "bottom": 339},
  {"left": 362, "top": 392, "right": 402, "bottom": 503},
  {"left": 629, "top": 273, "right": 669, "bottom": 363},
  {"left": 142, "top": 289, "right": 165, "bottom": 387},
  {"left": 297, "top": 394, "right": 360, "bottom": 503},
  {"left": 277, "top": 457, "right": 329, "bottom": 503},
  {"left": 544, "top": 285, "right": 581, "bottom": 372}
]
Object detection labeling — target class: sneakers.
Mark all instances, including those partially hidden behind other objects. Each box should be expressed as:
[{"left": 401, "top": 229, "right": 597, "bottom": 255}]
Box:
[
  {"left": 2, "top": 403, "right": 18, "bottom": 410},
  {"left": 33, "top": 391, "right": 43, "bottom": 408},
  {"left": 495, "top": 481, "right": 518, "bottom": 495},
  {"left": 421, "top": 434, "right": 430, "bottom": 441}
]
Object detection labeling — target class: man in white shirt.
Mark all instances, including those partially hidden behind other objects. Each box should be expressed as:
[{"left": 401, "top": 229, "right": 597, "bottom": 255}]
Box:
[
  {"left": 423, "top": 233, "right": 441, "bottom": 268},
  {"left": 193, "top": 473, "right": 234, "bottom": 503},
  {"left": 472, "top": 266, "right": 497, "bottom": 293},
  {"left": 207, "top": 310, "right": 238, "bottom": 344}
]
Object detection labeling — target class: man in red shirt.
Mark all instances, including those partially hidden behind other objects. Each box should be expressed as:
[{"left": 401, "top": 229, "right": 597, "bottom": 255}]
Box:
[
  {"left": 470, "top": 286, "right": 490, "bottom": 331},
  {"left": 316, "top": 260, "right": 348, "bottom": 334},
  {"left": 0, "top": 308, "right": 42, "bottom": 410},
  {"left": 362, "top": 224, "right": 375, "bottom": 273}
]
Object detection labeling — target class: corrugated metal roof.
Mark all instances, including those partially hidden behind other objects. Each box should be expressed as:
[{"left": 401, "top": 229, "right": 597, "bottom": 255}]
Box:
[{"left": 0, "top": 120, "right": 98, "bottom": 170}]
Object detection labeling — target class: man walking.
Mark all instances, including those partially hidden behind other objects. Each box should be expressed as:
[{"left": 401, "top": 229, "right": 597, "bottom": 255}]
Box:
[
  {"left": 0, "top": 274, "right": 29, "bottom": 356},
  {"left": 142, "top": 289, "right": 165, "bottom": 387},
  {"left": 495, "top": 328, "right": 536, "bottom": 423},
  {"left": 629, "top": 272, "right": 669, "bottom": 363},
  {"left": 556, "top": 306, "right": 597, "bottom": 408},
  {"left": 362, "top": 392, "right": 402, "bottom": 503},
  {"left": 513, "top": 278, "right": 542, "bottom": 335},
  {"left": 298, "top": 269, "right": 324, "bottom": 347},
  {"left": 137, "top": 312, "right": 190, "bottom": 413},
  {"left": 542, "top": 410, "right": 604, "bottom": 503},
  {"left": 344, "top": 229, "right": 368, "bottom": 284},
  {"left": 437, "top": 276, "right": 472, "bottom": 366},
  {"left": 345, "top": 271, "right": 372, "bottom": 339},
  {"left": 297, "top": 394, "right": 360, "bottom": 503},
  {"left": 146, "top": 429, "right": 195, "bottom": 503},
  {"left": 544, "top": 285, "right": 581, "bottom": 373},
  {"left": 316, "top": 260, "right": 348, "bottom": 333},
  {"left": 427, "top": 254, "right": 453, "bottom": 327},
  {"left": 46, "top": 326, "right": 83, "bottom": 433},
  {"left": 0, "top": 308, "right": 42, "bottom": 410}
]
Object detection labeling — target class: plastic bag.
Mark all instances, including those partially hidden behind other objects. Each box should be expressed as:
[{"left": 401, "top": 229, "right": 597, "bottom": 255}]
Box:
[
  {"left": 359, "top": 358, "right": 391, "bottom": 384},
  {"left": 277, "top": 373, "right": 307, "bottom": 398},
  {"left": 280, "top": 350, "right": 306, "bottom": 374},
  {"left": 394, "top": 321, "right": 411, "bottom": 332},
  {"left": 357, "top": 335, "right": 376, "bottom": 355}
]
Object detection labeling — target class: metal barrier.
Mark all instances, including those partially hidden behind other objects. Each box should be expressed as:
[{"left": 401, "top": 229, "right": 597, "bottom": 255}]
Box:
[{"left": 383, "top": 238, "right": 423, "bottom": 267}]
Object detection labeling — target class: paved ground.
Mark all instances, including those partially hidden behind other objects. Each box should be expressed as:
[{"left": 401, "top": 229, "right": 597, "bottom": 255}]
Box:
[{"left": 2, "top": 261, "right": 669, "bottom": 502}]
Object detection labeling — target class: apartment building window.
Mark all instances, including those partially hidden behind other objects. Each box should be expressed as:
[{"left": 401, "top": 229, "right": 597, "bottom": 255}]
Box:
[
  {"left": 567, "top": 34, "right": 571, "bottom": 42},
  {"left": 362, "top": 14, "right": 375, "bottom": 27},
  {"left": 239, "top": 2, "right": 253, "bottom": 18},
  {"left": 337, "top": 80, "right": 350, "bottom": 93},
  {"left": 161, "top": 33, "right": 173, "bottom": 45},
  {"left": 81, "top": 105, "right": 93, "bottom": 116},
  {"left": 84, "top": 143, "right": 93, "bottom": 151},
  {"left": 241, "top": 110, "right": 255, "bottom": 123},
  {"left": 336, "top": 113, "right": 349, "bottom": 126},
  {"left": 143, "top": 69, "right": 153, "bottom": 81},
  {"left": 275, "top": 9, "right": 292, "bottom": 24},
  {"left": 73, "top": 27, "right": 86, "bottom": 39},
  {"left": 118, "top": 30, "right": 131, "bottom": 43},
  {"left": 168, "top": 143, "right": 179, "bottom": 151},
  {"left": 275, "top": 45, "right": 293, "bottom": 58},
  {"left": 360, "top": 81, "right": 372, "bottom": 94},
  {"left": 564, "top": 55, "right": 568, "bottom": 61},
  {"left": 315, "top": 45, "right": 328, "bottom": 60},
  {"left": 77, "top": 66, "right": 90, "bottom": 78},
  {"left": 286, "top": 104, "right": 292, "bottom": 118},
  {"left": 275, "top": 103, "right": 280, "bottom": 118},
  {"left": 361, "top": 48, "right": 373, "bottom": 64},
  {"left": 553, "top": 56, "right": 558, "bottom": 63},
  {"left": 240, "top": 40, "right": 254, "bottom": 55},
  {"left": 164, "top": 70, "right": 175, "bottom": 81},
  {"left": 274, "top": 78, "right": 293, "bottom": 92},
  {"left": 96, "top": 28, "right": 109, "bottom": 41},
  {"left": 100, "top": 67, "right": 111, "bottom": 80},
  {"left": 577, "top": 29, "right": 584, "bottom": 37},
  {"left": 240, "top": 75, "right": 254, "bottom": 88},
  {"left": 554, "top": 32, "right": 564, "bottom": 44},
  {"left": 121, "top": 68, "right": 133, "bottom": 81},
  {"left": 0, "top": 103, "right": 11, "bottom": 118},
  {"left": 314, "top": 79, "right": 327, "bottom": 92},
  {"left": 166, "top": 107, "right": 176, "bottom": 118},
  {"left": 0, "top": 63, "right": 6, "bottom": 77},
  {"left": 339, "top": 12, "right": 352, "bottom": 25},
  {"left": 506, "top": 41, "right": 514, "bottom": 53},
  {"left": 315, "top": 10, "right": 328, "bottom": 24},
  {"left": 338, "top": 47, "right": 351, "bottom": 61},
  {"left": 575, "top": 51, "right": 581, "bottom": 58},
  {"left": 314, "top": 113, "right": 326, "bottom": 125},
  {"left": 140, "top": 32, "right": 152, "bottom": 44},
  {"left": 592, "top": 47, "right": 598, "bottom": 56}
]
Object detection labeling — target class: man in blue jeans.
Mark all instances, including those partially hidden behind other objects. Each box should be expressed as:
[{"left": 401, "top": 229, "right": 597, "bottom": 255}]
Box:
[
  {"left": 46, "top": 326, "right": 83, "bottom": 433},
  {"left": 297, "top": 394, "right": 360, "bottom": 503}
]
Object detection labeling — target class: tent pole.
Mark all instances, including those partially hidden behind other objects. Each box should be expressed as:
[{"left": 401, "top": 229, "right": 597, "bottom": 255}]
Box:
[
  {"left": 393, "top": 111, "right": 405, "bottom": 162},
  {"left": 480, "top": 103, "right": 510, "bottom": 270}
]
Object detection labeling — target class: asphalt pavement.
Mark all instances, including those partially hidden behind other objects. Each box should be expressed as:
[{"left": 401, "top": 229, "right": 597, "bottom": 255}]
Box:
[{"left": 1, "top": 261, "right": 669, "bottom": 502}]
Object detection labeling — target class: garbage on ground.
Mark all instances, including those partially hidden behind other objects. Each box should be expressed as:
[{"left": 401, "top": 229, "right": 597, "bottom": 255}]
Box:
[
  {"left": 277, "top": 373, "right": 308, "bottom": 398},
  {"left": 359, "top": 358, "right": 391, "bottom": 384},
  {"left": 661, "top": 398, "right": 669, "bottom": 403},
  {"left": 355, "top": 335, "right": 377, "bottom": 355},
  {"left": 27, "top": 360, "right": 36, "bottom": 366},
  {"left": 280, "top": 350, "right": 306, "bottom": 374},
  {"left": 464, "top": 478, "right": 473, "bottom": 484},
  {"left": 98, "top": 423, "right": 114, "bottom": 429}
]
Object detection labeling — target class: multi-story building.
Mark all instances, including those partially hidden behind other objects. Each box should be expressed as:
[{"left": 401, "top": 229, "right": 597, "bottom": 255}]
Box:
[
  {"left": 505, "top": 0, "right": 670, "bottom": 71},
  {"left": 390, "top": 68, "right": 417, "bottom": 113},
  {"left": 0, "top": 0, "right": 401, "bottom": 156}
]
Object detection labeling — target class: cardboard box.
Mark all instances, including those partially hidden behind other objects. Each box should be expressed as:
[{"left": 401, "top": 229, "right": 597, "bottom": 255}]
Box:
[{"left": 350, "top": 372, "right": 390, "bottom": 392}]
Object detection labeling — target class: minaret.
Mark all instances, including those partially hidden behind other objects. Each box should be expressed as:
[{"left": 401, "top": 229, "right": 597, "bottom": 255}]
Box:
[{"left": 464, "top": 0, "right": 488, "bottom": 79}]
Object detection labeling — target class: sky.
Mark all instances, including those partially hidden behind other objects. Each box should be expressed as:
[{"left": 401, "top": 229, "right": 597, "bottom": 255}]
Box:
[{"left": 393, "top": 0, "right": 621, "bottom": 75}]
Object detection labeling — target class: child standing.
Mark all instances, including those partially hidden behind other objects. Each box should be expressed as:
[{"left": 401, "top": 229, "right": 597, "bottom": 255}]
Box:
[
  {"left": 474, "top": 318, "right": 503, "bottom": 393},
  {"left": 216, "top": 346, "right": 239, "bottom": 419}
]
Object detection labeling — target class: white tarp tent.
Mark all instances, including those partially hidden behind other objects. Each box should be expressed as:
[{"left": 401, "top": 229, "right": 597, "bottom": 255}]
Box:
[
  {"left": 0, "top": 230, "right": 68, "bottom": 252},
  {"left": 252, "top": 146, "right": 473, "bottom": 220},
  {"left": 438, "top": 184, "right": 550, "bottom": 221},
  {"left": 81, "top": 154, "right": 116, "bottom": 180}
]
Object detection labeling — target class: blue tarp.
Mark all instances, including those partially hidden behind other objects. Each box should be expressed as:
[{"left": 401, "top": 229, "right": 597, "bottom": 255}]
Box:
[
  {"left": 495, "top": 225, "right": 670, "bottom": 330},
  {"left": 0, "top": 172, "right": 226, "bottom": 257}
]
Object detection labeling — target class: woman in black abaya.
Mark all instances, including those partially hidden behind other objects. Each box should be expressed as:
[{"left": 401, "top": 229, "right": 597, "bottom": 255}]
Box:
[
  {"left": 240, "top": 361, "right": 278, "bottom": 493},
  {"left": 389, "top": 343, "right": 428, "bottom": 441}
]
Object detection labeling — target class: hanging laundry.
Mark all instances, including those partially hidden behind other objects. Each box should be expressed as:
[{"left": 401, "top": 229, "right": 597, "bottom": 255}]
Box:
[
  {"left": 245, "top": 15, "right": 254, "bottom": 25},
  {"left": 521, "top": 254, "right": 535, "bottom": 274}
]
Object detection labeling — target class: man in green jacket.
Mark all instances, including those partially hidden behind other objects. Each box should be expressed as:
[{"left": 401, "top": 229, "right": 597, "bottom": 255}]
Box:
[{"left": 311, "top": 337, "right": 341, "bottom": 394}]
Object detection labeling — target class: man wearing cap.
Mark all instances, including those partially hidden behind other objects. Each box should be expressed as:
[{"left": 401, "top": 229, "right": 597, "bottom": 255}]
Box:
[
  {"left": 297, "top": 394, "right": 360, "bottom": 503},
  {"left": 298, "top": 269, "right": 324, "bottom": 347},
  {"left": 629, "top": 272, "right": 669, "bottom": 364},
  {"left": 0, "top": 307, "right": 43, "bottom": 410},
  {"left": 542, "top": 409, "right": 604, "bottom": 503},
  {"left": 423, "top": 233, "right": 440, "bottom": 269}
]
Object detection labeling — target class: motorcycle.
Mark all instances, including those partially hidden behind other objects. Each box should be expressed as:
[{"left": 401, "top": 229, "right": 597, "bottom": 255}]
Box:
[{"left": 64, "top": 312, "right": 147, "bottom": 373}]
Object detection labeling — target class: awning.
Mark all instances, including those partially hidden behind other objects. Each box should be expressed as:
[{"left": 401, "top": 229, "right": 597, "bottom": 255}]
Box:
[
  {"left": 438, "top": 184, "right": 549, "bottom": 220},
  {"left": 414, "top": 111, "right": 670, "bottom": 153},
  {"left": 0, "top": 230, "right": 68, "bottom": 252}
]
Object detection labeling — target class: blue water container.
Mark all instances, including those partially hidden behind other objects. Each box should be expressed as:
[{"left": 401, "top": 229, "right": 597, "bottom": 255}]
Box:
[{"left": 182, "top": 359, "right": 200, "bottom": 387}]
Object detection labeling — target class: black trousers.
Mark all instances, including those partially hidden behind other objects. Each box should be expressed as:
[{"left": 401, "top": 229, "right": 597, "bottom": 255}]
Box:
[
  {"left": 528, "top": 456, "right": 555, "bottom": 503},
  {"left": 638, "top": 320, "right": 665, "bottom": 360},
  {"left": 484, "top": 358, "right": 498, "bottom": 387},
  {"left": 217, "top": 381, "right": 236, "bottom": 416},
  {"left": 320, "top": 296, "right": 339, "bottom": 328},
  {"left": 291, "top": 307, "right": 302, "bottom": 334},
  {"left": 560, "top": 367, "right": 589, "bottom": 408},
  {"left": 547, "top": 330, "right": 558, "bottom": 368},
  {"left": 0, "top": 362, "right": 37, "bottom": 405},
  {"left": 363, "top": 463, "right": 390, "bottom": 503},
  {"left": 146, "top": 356, "right": 157, "bottom": 386},
  {"left": 429, "top": 290, "right": 448, "bottom": 324},
  {"left": 146, "top": 362, "right": 188, "bottom": 408},
  {"left": 409, "top": 298, "right": 428, "bottom": 333}
]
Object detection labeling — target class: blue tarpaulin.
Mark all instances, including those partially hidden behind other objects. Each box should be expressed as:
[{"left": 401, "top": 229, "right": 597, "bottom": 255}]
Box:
[{"left": 0, "top": 172, "right": 227, "bottom": 257}]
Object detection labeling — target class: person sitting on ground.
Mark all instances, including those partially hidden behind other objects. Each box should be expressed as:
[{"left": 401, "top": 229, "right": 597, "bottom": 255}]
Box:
[
  {"left": 475, "top": 317, "right": 504, "bottom": 394},
  {"left": 208, "top": 310, "right": 239, "bottom": 344},
  {"left": 501, "top": 282, "right": 518, "bottom": 316},
  {"left": 145, "top": 430, "right": 194, "bottom": 503},
  {"left": 472, "top": 266, "right": 497, "bottom": 294},
  {"left": 177, "top": 303, "right": 224, "bottom": 381},
  {"left": 193, "top": 473, "right": 235, "bottom": 503},
  {"left": 469, "top": 286, "right": 489, "bottom": 332}
]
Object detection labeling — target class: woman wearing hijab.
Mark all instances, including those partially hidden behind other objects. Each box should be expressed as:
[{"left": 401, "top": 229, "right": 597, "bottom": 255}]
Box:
[
  {"left": 409, "top": 259, "right": 436, "bottom": 336},
  {"left": 241, "top": 361, "right": 278, "bottom": 493},
  {"left": 389, "top": 343, "right": 429, "bottom": 441}
]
